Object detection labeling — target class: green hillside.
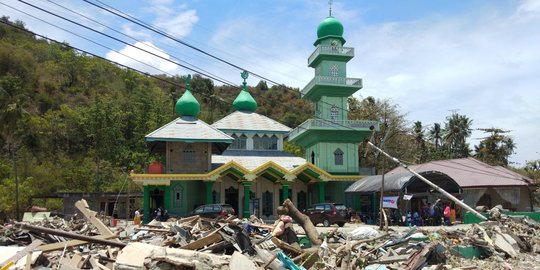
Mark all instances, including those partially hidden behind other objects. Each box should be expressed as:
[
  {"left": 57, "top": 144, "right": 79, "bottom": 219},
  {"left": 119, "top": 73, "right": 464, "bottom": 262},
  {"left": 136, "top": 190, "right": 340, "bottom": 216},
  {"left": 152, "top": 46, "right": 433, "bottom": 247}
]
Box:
[{"left": 0, "top": 17, "right": 312, "bottom": 218}]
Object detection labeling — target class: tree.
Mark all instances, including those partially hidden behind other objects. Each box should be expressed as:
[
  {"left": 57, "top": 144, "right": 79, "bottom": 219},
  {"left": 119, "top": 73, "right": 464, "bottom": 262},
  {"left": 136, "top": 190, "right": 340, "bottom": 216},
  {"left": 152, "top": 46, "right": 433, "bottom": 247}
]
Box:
[
  {"left": 428, "top": 123, "right": 442, "bottom": 150},
  {"left": 349, "top": 96, "right": 413, "bottom": 172},
  {"left": 413, "top": 121, "right": 427, "bottom": 163},
  {"left": 475, "top": 128, "right": 515, "bottom": 166},
  {"left": 443, "top": 113, "right": 472, "bottom": 158}
]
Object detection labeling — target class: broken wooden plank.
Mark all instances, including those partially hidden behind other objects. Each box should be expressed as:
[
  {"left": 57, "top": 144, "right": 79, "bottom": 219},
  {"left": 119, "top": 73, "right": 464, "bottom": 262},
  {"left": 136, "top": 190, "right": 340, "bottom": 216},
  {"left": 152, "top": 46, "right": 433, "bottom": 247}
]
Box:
[
  {"left": 75, "top": 199, "right": 118, "bottom": 242},
  {"left": 180, "top": 230, "right": 222, "bottom": 250},
  {"left": 18, "top": 223, "right": 126, "bottom": 248},
  {"left": 271, "top": 237, "right": 303, "bottom": 256},
  {"left": 0, "top": 240, "right": 42, "bottom": 267},
  {"left": 89, "top": 257, "right": 111, "bottom": 270},
  {"left": 38, "top": 234, "right": 118, "bottom": 252},
  {"left": 133, "top": 227, "right": 171, "bottom": 233},
  {"left": 68, "top": 253, "right": 83, "bottom": 268}
]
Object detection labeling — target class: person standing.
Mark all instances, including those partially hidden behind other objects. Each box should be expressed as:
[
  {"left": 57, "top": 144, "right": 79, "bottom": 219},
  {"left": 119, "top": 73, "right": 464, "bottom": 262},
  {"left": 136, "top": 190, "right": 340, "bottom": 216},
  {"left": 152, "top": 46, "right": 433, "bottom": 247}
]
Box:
[
  {"left": 443, "top": 203, "right": 451, "bottom": 225},
  {"left": 134, "top": 209, "right": 141, "bottom": 225}
]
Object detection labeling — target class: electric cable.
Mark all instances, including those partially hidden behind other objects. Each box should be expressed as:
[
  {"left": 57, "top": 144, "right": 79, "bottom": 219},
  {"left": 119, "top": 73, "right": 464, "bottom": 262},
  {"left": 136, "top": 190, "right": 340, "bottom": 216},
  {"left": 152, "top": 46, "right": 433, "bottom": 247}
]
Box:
[{"left": 43, "top": 0, "right": 236, "bottom": 86}]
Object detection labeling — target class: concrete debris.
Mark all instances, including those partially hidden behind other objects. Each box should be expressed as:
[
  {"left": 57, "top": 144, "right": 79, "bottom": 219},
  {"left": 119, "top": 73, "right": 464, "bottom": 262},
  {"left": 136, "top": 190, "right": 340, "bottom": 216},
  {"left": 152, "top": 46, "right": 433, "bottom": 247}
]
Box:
[{"left": 2, "top": 199, "right": 540, "bottom": 269}]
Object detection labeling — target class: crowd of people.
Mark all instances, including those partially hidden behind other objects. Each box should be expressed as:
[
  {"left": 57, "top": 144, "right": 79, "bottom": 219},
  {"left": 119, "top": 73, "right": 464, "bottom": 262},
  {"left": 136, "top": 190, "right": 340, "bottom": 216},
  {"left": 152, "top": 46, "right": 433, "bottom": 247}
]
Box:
[{"left": 405, "top": 200, "right": 453, "bottom": 226}]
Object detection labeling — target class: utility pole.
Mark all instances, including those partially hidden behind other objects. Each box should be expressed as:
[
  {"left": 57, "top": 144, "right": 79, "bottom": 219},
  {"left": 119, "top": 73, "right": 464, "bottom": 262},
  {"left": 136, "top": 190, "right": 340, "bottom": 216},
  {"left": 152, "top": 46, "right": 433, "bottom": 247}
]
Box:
[{"left": 12, "top": 144, "right": 20, "bottom": 221}]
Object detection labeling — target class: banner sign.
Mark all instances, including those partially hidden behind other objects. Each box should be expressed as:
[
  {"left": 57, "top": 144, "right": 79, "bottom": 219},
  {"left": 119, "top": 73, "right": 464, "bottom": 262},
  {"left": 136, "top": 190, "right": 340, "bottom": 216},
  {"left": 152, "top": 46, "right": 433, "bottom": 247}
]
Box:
[
  {"left": 402, "top": 194, "right": 413, "bottom": 201},
  {"left": 382, "top": 196, "right": 399, "bottom": 209}
]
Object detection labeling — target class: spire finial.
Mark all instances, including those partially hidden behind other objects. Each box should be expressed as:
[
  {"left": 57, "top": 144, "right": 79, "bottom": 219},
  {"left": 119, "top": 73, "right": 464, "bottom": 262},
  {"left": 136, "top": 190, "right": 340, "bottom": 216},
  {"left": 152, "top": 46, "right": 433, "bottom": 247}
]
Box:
[
  {"left": 329, "top": 0, "right": 333, "bottom": 16},
  {"left": 183, "top": 74, "right": 192, "bottom": 90},
  {"left": 241, "top": 70, "right": 249, "bottom": 88}
]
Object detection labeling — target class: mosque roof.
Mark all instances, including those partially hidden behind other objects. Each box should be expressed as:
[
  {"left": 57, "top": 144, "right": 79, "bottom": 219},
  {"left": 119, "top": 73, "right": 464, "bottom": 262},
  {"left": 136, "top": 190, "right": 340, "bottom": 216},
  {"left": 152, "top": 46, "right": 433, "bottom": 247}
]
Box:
[
  {"left": 211, "top": 111, "right": 291, "bottom": 133},
  {"left": 146, "top": 116, "right": 233, "bottom": 143}
]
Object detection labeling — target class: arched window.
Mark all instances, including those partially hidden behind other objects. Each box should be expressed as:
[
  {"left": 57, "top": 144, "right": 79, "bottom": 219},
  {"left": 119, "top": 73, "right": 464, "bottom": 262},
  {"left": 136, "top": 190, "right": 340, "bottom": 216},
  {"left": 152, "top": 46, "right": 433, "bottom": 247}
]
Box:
[
  {"left": 254, "top": 134, "right": 278, "bottom": 150},
  {"left": 330, "top": 105, "right": 339, "bottom": 121},
  {"left": 269, "top": 135, "right": 278, "bottom": 150},
  {"left": 330, "top": 64, "right": 339, "bottom": 77},
  {"left": 334, "top": 148, "right": 344, "bottom": 165},
  {"left": 229, "top": 134, "right": 247, "bottom": 150},
  {"left": 311, "top": 151, "right": 315, "bottom": 165},
  {"left": 172, "top": 183, "right": 184, "bottom": 207},
  {"left": 253, "top": 135, "right": 262, "bottom": 150},
  {"left": 183, "top": 144, "right": 196, "bottom": 163}
]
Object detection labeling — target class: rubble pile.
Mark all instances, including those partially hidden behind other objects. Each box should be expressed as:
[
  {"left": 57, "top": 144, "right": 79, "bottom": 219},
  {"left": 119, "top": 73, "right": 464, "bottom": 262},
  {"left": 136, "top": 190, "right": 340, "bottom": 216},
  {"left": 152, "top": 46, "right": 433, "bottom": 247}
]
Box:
[{"left": 1, "top": 200, "right": 540, "bottom": 270}]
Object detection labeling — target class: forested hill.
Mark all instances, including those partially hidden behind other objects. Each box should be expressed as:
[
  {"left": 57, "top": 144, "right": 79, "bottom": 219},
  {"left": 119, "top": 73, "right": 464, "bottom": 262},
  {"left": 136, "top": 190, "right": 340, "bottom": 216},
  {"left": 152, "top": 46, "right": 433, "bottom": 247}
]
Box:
[{"left": 0, "top": 17, "right": 312, "bottom": 213}]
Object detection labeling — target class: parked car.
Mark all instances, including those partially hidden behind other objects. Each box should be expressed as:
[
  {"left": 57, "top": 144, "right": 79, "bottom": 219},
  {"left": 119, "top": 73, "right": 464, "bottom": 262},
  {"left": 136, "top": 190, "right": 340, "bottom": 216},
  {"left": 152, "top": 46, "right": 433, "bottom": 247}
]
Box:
[
  {"left": 303, "top": 203, "right": 348, "bottom": 227},
  {"left": 191, "top": 204, "right": 236, "bottom": 218}
]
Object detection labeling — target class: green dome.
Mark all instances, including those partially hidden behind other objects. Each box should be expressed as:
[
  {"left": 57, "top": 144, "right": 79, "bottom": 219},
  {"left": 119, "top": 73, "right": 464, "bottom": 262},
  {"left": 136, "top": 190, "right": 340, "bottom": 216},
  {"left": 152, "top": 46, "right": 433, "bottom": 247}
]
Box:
[
  {"left": 175, "top": 90, "right": 200, "bottom": 117},
  {"left": 233, "top": 83, "right": 257, "bottom": 112},
  {"left": 315, "top": 16, "right": 346, "bottom": 46}
]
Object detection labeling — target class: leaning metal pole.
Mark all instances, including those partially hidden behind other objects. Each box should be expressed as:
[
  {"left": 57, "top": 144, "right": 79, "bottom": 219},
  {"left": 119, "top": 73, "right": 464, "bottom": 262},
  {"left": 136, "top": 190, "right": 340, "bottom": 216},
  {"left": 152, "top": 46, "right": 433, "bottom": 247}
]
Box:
[{"left": 365, "top": 140, "right": 488, "bottom": 221}]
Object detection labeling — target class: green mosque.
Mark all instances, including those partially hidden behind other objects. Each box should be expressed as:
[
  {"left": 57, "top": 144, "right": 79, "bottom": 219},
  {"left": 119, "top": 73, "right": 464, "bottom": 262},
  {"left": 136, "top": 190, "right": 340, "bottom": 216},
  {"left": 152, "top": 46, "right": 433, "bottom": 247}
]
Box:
[{"left": 131, "top": 15, "right": 380, "bottom": 223}]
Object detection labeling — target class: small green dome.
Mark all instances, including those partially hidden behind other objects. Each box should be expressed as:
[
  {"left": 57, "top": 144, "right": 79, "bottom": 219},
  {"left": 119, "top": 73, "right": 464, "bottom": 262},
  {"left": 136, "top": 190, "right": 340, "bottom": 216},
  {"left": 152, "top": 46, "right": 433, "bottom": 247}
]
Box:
[
  {"left": 175, "top": 90, "right": 200, "bottom": 117},
  {"left": 233, "top": 71, "right": 257, "bottom": 112},
  {"left": 233, "top": 85, "right": 257, "bottom": 112},
  {"left": 315, "top": 16, "right": 346, "bottom": 46}
]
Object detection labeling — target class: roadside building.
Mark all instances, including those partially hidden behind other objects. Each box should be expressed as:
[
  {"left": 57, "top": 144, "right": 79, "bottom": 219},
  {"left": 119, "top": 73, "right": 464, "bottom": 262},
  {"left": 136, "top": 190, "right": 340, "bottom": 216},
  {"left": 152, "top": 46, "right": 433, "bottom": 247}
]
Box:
[{"left": 345, "top": 158, "right": 535, "bottom": 223}]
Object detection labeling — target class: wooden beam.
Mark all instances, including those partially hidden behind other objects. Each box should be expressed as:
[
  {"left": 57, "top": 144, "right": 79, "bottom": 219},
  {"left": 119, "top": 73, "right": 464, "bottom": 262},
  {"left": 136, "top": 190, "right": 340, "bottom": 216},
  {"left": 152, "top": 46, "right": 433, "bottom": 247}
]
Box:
[
  {"left": 0, "top": 240, "right": 42, "bottom": 267},
  {"left": 180, "top": 230, "right": 222, "bottom": 250},
  {"left": 75, "top": 199, "right": 117, "bottom": 241},
  {"left": 38, "top": 235, "right": 118, "bottom": 252},
  {"left": 18, "top": 223, "right": 126, "bottom": 249}
]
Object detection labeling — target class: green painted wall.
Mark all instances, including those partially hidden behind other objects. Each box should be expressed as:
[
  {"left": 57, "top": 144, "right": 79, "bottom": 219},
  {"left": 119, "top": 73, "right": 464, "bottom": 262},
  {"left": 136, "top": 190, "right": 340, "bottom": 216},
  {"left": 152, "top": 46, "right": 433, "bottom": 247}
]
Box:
[
  {"left": 306, "top": 142, "right": 358, "bottom": 174},
  {"left": 143, "top": 185, "right": 170, "bottom": 222},
  {"left": 325, "top": 181, "right": 354, "bottom": 203},
  {"left": 168, "top": 180, "right": 205, "bottom": 216},
  {"left": 317, "top": 96, "right": 348, "bottom": 120}
]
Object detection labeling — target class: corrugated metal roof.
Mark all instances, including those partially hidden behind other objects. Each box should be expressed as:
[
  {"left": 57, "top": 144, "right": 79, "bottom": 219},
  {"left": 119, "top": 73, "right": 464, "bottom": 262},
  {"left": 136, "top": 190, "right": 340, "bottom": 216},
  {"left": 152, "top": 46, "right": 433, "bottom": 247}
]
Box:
[
  {"left": 146, "top": 116, "right": 233, "bottom": 142},
  {"left": 212, "top": 150, "right": 306, "bottom": 171},
  {"left": 344, "top": 171, "right": 462, "bottom": 193},
  {"left": 389, "top": 158, "right": 533, "bottom": 187},
  {"left": 345, "top": 173, "right": 412, "bottom": 193},
  {"left": 211, "top": 111, "right": 291, "bottom": 133}
]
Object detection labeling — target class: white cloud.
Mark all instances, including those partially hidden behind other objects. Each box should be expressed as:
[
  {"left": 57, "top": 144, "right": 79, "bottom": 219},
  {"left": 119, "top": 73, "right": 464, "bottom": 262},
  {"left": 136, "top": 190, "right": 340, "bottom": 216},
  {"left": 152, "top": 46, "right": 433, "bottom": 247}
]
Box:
[
  {"left": 147, "top": 1, "right": 198, "bottom": 39},
  {"left": 106, "top": 41, "right": 180, "bottom": 75},
  {"left": 344, "top": 1, "right": 540, "bottom": 165}
]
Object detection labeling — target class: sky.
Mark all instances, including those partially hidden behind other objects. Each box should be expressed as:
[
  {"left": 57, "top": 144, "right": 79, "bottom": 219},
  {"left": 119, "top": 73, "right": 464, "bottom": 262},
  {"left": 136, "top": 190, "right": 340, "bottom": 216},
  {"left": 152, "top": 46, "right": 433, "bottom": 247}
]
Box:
[{"left": 1, "top": 0, "right": 539, "bottom": 167}]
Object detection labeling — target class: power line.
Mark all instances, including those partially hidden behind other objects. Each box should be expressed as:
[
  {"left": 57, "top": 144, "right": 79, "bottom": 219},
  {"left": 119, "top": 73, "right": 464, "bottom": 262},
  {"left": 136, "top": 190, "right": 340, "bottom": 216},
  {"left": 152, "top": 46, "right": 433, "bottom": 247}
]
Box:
[
  {"left": 82, "top": 0, "right": 364, "bottom": 118},
  {"left": 83, "top": 0, "right": 286, "bottom": 88},
  {"left": 43, "top": 0, "right": 236, "bottom": 87},
  {"left": 77, "top": 0, "right": 363, "bottom": 116},
  {"left": 0, "top": 19, "right": 232, "bottom": 106},
  {"left": 1, "top": 2, "right": 179, "bottom": 80},
  {"left": 17, "top": 0, "right": 236, "bottom": 87}
]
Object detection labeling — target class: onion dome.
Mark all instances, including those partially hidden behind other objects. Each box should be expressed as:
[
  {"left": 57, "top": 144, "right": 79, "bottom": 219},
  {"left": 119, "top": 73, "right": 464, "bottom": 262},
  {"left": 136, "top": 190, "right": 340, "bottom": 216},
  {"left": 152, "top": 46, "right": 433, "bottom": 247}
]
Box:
[
  {"left": 233, "top": 71, "right": 257, "bottom": 112},
  {"left": 314, "top": 16, "right": 346, "bottom": 46},
  {"left": 175, "top": 75, "right": 200, "bottom": 117}
]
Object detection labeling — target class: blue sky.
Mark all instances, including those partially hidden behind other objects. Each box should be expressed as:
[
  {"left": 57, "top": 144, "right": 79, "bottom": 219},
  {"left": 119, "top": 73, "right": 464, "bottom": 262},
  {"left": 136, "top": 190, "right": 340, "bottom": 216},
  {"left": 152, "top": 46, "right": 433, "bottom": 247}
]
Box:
[{"left": 1, "top": 0, "right": 539, "bottom": 166}]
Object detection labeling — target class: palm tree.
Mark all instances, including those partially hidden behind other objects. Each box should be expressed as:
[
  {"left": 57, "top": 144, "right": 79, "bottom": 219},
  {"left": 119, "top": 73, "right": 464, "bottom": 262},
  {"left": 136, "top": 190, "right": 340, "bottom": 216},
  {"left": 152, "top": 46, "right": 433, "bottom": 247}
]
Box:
[
  {"left": 443, "top": 113, "right": 472, "bottom": 158},
  {"left": 413, "top": 121, "right": 427, "bottom": 163},
  {"left": 429, "top": 123, "right": 442, "bottom": 150}
]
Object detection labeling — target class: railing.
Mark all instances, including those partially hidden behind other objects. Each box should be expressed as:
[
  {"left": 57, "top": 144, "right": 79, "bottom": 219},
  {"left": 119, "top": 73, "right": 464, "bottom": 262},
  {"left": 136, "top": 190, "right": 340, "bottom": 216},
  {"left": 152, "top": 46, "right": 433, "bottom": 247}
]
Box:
[
  {"left": 308, "top": 46, "right": 354, "bottom": 65},
  {"left": 301, "top": 76, "right": 362, "bottom": 95},
  {"left": 289, "top": 119, "right": 380, "bottom": 139}
]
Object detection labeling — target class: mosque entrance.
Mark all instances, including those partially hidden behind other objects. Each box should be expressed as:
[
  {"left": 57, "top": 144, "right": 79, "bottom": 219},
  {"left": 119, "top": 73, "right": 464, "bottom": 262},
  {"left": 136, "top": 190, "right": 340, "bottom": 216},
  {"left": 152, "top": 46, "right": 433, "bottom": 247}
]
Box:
[
  {"left": 225, "top": 186, "right": 239, "bottom": 215},
  {"left": 150, "top": 188, "right": 164, "bottom": 218}
]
